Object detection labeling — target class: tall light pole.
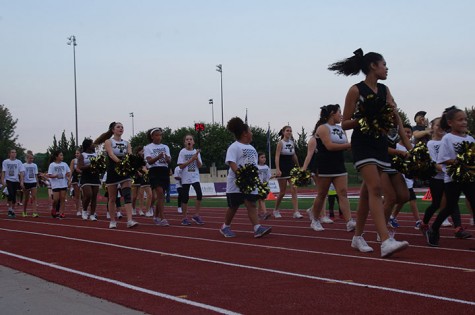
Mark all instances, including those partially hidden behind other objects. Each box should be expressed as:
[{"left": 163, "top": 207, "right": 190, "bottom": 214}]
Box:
[
  {"left": 129, "top": 112, "right": 135, "bottom": 137},
  {"left": 208, "top": 99, "right": 214, "bottom": 124},
  {"left": 216, "top": 64, "right": 223, "bottom": 126},
  {"left": 67, "top": 35, "right": 78, "bottom": 144}
]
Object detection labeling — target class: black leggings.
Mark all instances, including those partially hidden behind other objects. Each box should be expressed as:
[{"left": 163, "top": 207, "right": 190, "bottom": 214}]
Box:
[
  {"left": 181, "top": 182, "right": 203, "bottom": 204},
  {"left": 432, "top": 181, "right": 475, "bottom": 231},
  {"left": 327, "top": 195, "right": 341, "bottom": 217},
  {"left": 6, "top": 180, "right": 20, "bottom": 203},
  {"left": 423, "top": 178, "right": 461, "bottom": 226},
  {"left": 176, "top": 187, "right": 183, "bottom": 208}
]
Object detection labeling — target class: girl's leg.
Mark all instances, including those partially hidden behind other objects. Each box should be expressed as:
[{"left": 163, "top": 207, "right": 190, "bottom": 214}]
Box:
[
  {"left": 274, "top": 178, "right": 287, "bottom": 211},
  {"left": 30, "top": 188, "right": 37, "bottom": 215},
  {"left": 423, "top": 179, "right": 444, "bottom": 224},
  {"left": 23, "top": 188, "right": 30, "bottom": 215},
  {"left": 120, "top": 181, "right": 134, "bottom": 222},
  {"left": 333, "top": 176, "right": 353, "bottom": 223},
  {"left": 354, "top": 182, "right": 370, "bottom": 236},
  {"left": 107, "top": 185, "right": 118, "bottom": 223},
  {"left": 59, "top": 190, "right": 67, "bottom": 215},
  {"left": 328, "top": 195, "right": 336, "bottom": 217},
  {"left": 155, "top": 186, "right": 165, "bottom": 220},
  {"left": 90, "top": 186, "right": 99, "bottom": 216},
  {"left": 193, "top": 182, "right": 203, "bottom": 217},
  {"left": 313, "top": 177, "right": 332, "bottom": 219},
  {"left": 289, "top": 181, "right": 299, "bottom": 214},
  {"left": 82, "top": 186, "right": 92, "bottom": 216},
  {"left": 180, "top": 184, "right": 191, "bottom": 220}
]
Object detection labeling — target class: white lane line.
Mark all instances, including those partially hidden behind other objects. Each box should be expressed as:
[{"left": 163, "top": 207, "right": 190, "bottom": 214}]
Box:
[
  {"left": 1, "top": 229, "right": 474, "bottom": 306},
  {"left": 1, "top": 222, "right": 474, "bottom": 271},
  {"left": 0, "top": 249, "right": 241, "bottom": 315}
]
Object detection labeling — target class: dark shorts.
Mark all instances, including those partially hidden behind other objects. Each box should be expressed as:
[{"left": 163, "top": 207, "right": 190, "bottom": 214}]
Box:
[
  {"left": 279, "top": 155, "right": 295, "bottom": 178},
  {"left": 52, "top": 187, "right": 67, "bottom": 192},
  {"left": 408, "top": 188, "right": 416, "bottom": 201},
  {"left": 149, "top": 167, "right": 170, "bottom": 190},
  {"left": 226, "top": 193, "right": 259, "bottom": 208},
  {"left": 24, "top": 182, "right": 37, "bottom": 190}
]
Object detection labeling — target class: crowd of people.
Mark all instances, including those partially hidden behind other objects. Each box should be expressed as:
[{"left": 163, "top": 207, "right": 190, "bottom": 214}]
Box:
[{"left": 2, "top": 48, "right": 475, "bottom": 258}]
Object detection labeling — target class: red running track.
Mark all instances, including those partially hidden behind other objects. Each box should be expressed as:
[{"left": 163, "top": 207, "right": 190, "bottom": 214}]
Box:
[{"left": 1, "top": 201, "right": 474, "bottom": 314}]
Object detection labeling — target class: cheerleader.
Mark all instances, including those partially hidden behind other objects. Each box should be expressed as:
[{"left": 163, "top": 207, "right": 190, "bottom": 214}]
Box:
[
  {"left": 69, "top": 149, "right": 82, "bottom": 216},
  {"left": 329, "top": 48, "right": 409, "bottom": 257},
  {"left": 1, "top": 149, "right": 25, "bottom": 218},
  {"left": 22, "top": 152, "right": 39, "bottom": 217},
  {"left": 144, "top": 127, "right": 171, "bottom": 226},
  {"left": 77, "top": 138, "right": 101, "bottom": 221},
  {"left": 306, "top": 104, "right": 356, "bottom": 232},
  {"left": 219, "top": 117, "right": 271, "bottom": 238},
  {"left": 177, "top": 134, "right": 204, "bottom": 225},
  {"left": 93, "top": 122, "right": 138, "bottom": 229},
  {"left": 47, "top": 150, "right": 71, "bottom": 218},
  {"left": 257, "top": 152, "right": 272, "bottom": 220},
  {"left": 273, "top": 125, "right": 302, "bottom": 219},
  {"left": 427, "top": 107, "right": 474, "bottom": 246}
]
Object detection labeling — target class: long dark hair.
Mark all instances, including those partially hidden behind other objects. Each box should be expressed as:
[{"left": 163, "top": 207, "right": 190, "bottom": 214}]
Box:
[
  {"left": 440, "top": 106, "right": 463, "bottom": 132},
  {"left": 227, "top": 117, "right": 249, "bottom": 140},
  {"left": 278, "top": 125, "right": 291, "bottom": 139},
  {"left": 313, "top": 104, "right": 340, "bottom": 134},
  {"left": 94, "top": 122, "right": 117, "bottom": 146},
  {"left": 328, "top": 48, "right": 384, "bottom": 76},
  {"left": 49, "top": 150, "right": 62, "bottom": 163},
  {"left": 82, "top": 138, "right": 94, "bottom": 153}
]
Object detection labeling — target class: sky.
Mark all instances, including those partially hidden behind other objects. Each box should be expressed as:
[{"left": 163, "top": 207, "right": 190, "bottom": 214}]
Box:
[{"left": 1, "top": 0, "right": 474, "bottom": 154}]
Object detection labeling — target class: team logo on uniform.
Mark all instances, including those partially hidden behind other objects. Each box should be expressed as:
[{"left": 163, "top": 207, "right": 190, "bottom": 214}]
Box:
[
  {"left": 243, "top": 149, "right": 257, "bottom": 164},
  {"left": 285, "top": 144, "right": 294, "bottom": 153},
  {"left": 54, "top": 166, "right": 65, "bottom": 179},
  {"left": 433, "top": 144, "right": 440, "bottom": 154},
  {"left": 332, "top": 128, "right": 344, "bottom": 140},
  {"left": 153, "top": 148, "right": 167, "bottom": 163},
  {"left": 185, "top": 153, "right": 196, "bottom": 172},
  {"left": 7, "top": 164, "right": 17, "bottom": 177},
  {"left": 115, "top": 143, "right": 126, "bottom": 154}
]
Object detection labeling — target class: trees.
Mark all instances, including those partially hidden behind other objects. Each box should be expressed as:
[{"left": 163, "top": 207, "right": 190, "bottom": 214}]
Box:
[
  {"left": 44, "top": 131, "right": 77, "bottom": 170},
  {"left": 465, "top": 106, "right": 475, "bottom": 135},
  {"left": 0, "top": 104, "right": 24, "bottom": 161},
  {"left": 294, "top": 127, "right": 308, "bottom": 165}
]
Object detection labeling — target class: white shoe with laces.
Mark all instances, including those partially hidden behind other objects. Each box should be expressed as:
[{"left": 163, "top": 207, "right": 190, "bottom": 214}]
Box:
[
  {"left": 293, "top": 211, "right": 303, "bottom": 219},
  {"left": 351, "top": 235, "right": 374, "bottom": 252},
  {"left": 306, "top": 208, "right": 314, "bottom": 221},
  {"left": 82, "top": 211, "right": 88, "bottom": 220},
  {"left": 442, "top": 218, "right": 452, "bottom": 227},
  {"left": 346, "top": 219, "right": 356, "bottom": 232},
  {"left": 321, "top": 216, "right": 334, "bottom": 224},
  {"left": 380, "top": 238, "right": 409, "bottom": 258},
  {"left": 310, "top": 219, "right": 324, "bottom": 231},
  {"left": 273, "top": 210, "right": 282, "bottom": 219},
  {"left": 132, "top": 209, "right": 137, "bottom": 215},
  {"left": 109, "top": 221, "right": 117, "bottom": 229}
]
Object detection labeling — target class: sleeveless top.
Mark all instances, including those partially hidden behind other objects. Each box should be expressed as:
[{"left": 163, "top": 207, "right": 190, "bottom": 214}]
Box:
[
  {"left": 316, "top": 124, "right": 346, "bottom": 166},
  {"left": 279, "top": 139, "right": 295, "bottom": 156}
]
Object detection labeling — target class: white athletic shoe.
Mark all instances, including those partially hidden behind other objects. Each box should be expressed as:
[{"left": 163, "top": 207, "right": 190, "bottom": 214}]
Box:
[
  {"left": 145, "top": 208, "right": 154, "bottom": 217},
  {"left": 346, "top": 219, "right": 356, "bottom": 232},
  {"left": 116, "top": 211, "right": 123, "bottom": 219},
  {"left": 139, "top": 210, "right": 145, "bottom": 216},
  {"left": 89, "top": 215, "right": 98, "bottom": 221},
  {"left": 351, "top": 235, "right": 374, "bottom": 253},
  {"left": 321, "top": 216, "right": 334, "bottom": 224},
  {"left": 81, "top": 211, "right": 88, "bottom": 220},
  {"left": 306, "top": 208, "right": 314, "bottom": 221},
  {"left": 76, "top": 211, "right": 81, "bottom": 217},
  {"left": 127, "top": 220, "right": 138, "bottom": 228},
  {"left": 310, "top": 219, "right": 324, "bottom": 231},
  {"left": 132, "top": 209, "right": 137, "bottom": 215},
  {"left": 109, "top": 221, "right": 117, "bottom": 229},
  {"left": 273, "top": 210, "right": 282, "bottom": 219},
  {"left": 177, "top": 207, "right": 183, "bottom": 214},
  {"left": 442, "top": 218, "right": 452, "bottom": 227},
  {"left": 293, "top": 211, "right": 303, "bottom": 219},
  {"left": 380, "top": 238, "right": 409, "bottom": 258}
]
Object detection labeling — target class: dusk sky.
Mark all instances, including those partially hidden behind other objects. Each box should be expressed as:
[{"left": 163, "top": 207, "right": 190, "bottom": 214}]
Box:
[{"left": 1, "top": 0, "right": 474, "bottom": 154}]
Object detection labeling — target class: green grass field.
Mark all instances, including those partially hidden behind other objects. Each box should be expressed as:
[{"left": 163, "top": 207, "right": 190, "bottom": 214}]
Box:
[{"left": 30, "top": 186, "right": 472, "bottom": 215}]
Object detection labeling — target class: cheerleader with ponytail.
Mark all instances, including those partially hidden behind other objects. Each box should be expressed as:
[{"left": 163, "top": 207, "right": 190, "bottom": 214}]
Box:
[{"left": 94, "top": 122, "right": 138, "bottom": 229}]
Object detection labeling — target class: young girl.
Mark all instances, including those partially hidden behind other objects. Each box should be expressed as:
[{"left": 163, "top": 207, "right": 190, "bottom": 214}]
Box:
[
  {"left": 78, "top": 138, "right": 101, "bottom": 221},
  {"left": 173, "top": 165, "right": 183, "bottom": 214},
  {"left": 273, "top": 125, "right": 302, "bottom": 219},
  {"left": 94, "top": 122, "right": 138, "bottom": 229},
  {"left": 220, "top": 117, "right": 272, "bottom": 238},
  {"left": 22, "top": 152, "right": 39, "bottom": 217},
  {"left": 427, "top": 107, "right": 475, "bottom": 246},
  {"left": 47, "top": 150, "right": 71, "bottom": 218},
  {"left": 329, "top": 48, "right": 409, "bottom": 257},
  {"left": 144, "top": 127, "right": 171, "bottom": 226},
  {"left": 420, "top": 117, "right": 462, "bottom": 234},
  {"left": 257, "top": 152, "right": 272, "bottom": 220},
  {"left": 70, "top": 149, "right": 82, "bottom": 217},
  {"left": 1, "top": 149, "right": 25, "bottom": 218},
  {"left": 307, "top": 104, "right": 356, "bottom": 232},
  {"left": 177, "top": 134, "right": 204, "bottom": 225}
]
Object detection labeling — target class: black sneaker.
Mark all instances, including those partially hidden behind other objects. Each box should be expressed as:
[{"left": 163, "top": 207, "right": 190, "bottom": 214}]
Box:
[
  {"left": 7, "top": 210, "right": 15, "bottom": 218},
  {"left": 427, "top": 228, "right": 440, "bottom": 247},
  {"left": 454, "top": 227, "right": 472, "bottom": 239}
]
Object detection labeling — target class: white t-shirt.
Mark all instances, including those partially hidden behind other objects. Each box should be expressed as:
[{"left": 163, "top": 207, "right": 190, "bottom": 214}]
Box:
[
  {"left": 2, "top": 159, "right": 25, "bottom": 182},
  {"left": 48, "top": 162, "right": 70, "bottom": 189},
  {"left": 177, "top": 148, "right": 202, "bottom": 184},
  {"left": 396, "top": 143, "right": 413, "bottom": 189},
  {"left": 173, "top": 166, "right": 182, "bottom": 188},
  {"left": 225, "top": 141, "right": 258, "bottom": 194},
  {"left": 257, "top": 164, "right": 271, "bottom": 183},
  {"left": 144, "top": 143, "right": 171, "bottom": 168},
  {"left": 427, "top": 139, "right": 444, "bottom": 180},
  {"left": 23, "top": 162, "right": 39, "bottom": 184},
  {"left": 437, "top": 133, "right": 475, "bottom": 183}
]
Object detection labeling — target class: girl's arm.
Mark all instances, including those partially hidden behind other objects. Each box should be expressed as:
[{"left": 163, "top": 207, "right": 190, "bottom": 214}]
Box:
[
  {"left": 228, "top": 161, "right": 239, "bottom": 173},
  {"left": 318, "top": 125, "right": 351, "bottom": 151},
  {"left": 274, "top": 141, "right": 282, "bottom": 176},
  {"left": 389, "top": 89, "right": 413, "bottom": 151},
  {"left": 292, "top": 152, "right": 299, "bottom": 167},
  {"left": 301, "top": 137, "right": 316, "bottom": 171},
  {"left": 69, "top": 159, "right": 76, "bottom": 173},
  {"left": 388, "top": 147, "right": 409, "bottom": 158},
  {"left": 105, "top": 139, "right": 121, "bottom": 163},
  {"left": 342, "top": 85, "right": 359, "bottom": 130}
]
